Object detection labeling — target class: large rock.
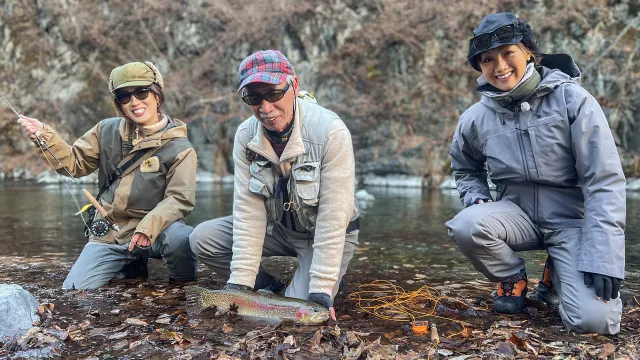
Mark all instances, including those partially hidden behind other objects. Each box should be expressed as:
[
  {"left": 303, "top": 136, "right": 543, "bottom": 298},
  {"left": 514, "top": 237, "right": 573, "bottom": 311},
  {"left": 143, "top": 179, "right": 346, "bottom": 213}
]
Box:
[{"left": 0, "top": 284, "right": 40, "bottom": 339}]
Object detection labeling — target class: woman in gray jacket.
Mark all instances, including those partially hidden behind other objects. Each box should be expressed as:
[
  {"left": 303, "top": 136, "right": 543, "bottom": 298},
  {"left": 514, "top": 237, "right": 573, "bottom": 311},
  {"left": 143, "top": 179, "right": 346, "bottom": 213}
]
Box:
[{"left": 446, "top": 12, "right": 625, "bottom": 335}]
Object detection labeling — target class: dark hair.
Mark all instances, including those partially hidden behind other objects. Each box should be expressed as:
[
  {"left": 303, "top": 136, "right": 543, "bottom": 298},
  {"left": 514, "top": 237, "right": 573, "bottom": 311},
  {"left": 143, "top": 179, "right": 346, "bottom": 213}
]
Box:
[
  {"left": 517, "top": 19, "right": 541, "bottom": 65},
  {"left": 113, "top": 83, "right": 165, "bottom": 119}
]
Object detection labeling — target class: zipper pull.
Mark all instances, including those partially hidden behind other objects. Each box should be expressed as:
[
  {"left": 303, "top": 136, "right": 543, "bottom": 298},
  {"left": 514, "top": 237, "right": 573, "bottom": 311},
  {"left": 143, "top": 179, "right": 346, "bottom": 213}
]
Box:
[{"left": 135, "top": 127, "right": 139, "bottom": 140}]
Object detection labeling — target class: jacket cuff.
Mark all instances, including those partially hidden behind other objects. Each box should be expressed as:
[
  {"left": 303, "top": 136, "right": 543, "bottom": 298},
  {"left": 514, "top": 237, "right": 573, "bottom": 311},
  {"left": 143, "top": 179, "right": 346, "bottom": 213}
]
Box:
[
  {"left": 577, "top": 231, "right": 625, "bottom": 279},
  {"left": 228, "top": 270, "right": 257, "bottom": 289},
  {"left": 309, "top": 278, "right": 337, "bottom": 298}
]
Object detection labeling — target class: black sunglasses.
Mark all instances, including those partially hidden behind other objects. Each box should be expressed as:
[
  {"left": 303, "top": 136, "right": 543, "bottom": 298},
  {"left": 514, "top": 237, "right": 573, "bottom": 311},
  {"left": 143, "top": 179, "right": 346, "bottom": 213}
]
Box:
[
  {"left": 115, "top": 87, "right": 152, "bottom": 105},
  {"left": 242, "top": 82, "right": 291, "bottom": 106},
  {"left": 469, "top": 24, "right": 521, "bottom": 54}
]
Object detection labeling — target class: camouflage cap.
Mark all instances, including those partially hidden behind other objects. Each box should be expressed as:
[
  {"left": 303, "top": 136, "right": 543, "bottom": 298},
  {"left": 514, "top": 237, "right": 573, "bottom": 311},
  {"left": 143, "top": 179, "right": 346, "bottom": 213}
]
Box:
[{"left": 109, "top": 61, "right": 164, "bottom": 94}]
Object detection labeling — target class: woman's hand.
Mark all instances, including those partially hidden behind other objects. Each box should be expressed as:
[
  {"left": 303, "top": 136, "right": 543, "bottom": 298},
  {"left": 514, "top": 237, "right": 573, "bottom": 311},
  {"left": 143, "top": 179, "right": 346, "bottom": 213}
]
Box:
[
  {"left": 128, "top": 232, "right": 151, "bottom": 251},
  {"left": 18, "top": 115, "right": 44, "bottom": 140},
  {"left": 476, "top": 199, "right": 493, "bottom": 204}
]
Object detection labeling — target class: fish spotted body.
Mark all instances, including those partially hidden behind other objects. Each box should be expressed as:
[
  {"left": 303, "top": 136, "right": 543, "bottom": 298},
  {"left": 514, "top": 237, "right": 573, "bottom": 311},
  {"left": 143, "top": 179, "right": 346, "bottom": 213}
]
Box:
[{"left": 185, "top": 286, "right": 330, "bottom": 325}]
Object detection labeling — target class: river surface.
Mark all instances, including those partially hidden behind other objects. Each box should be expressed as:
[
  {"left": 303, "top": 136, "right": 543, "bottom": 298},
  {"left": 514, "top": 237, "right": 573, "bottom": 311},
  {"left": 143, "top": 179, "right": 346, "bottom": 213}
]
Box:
[{"left": 1, "top": 183, "right": 639, "bottom": 293}]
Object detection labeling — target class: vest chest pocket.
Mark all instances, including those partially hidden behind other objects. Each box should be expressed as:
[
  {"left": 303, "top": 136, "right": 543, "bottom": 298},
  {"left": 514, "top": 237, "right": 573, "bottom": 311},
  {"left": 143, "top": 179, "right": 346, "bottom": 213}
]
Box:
[
  {"left": 292, "top": 161, "right": 320, "bottom": 205},
  {"left": 249, "top": 160, "right": 274, "bottom": 198}
]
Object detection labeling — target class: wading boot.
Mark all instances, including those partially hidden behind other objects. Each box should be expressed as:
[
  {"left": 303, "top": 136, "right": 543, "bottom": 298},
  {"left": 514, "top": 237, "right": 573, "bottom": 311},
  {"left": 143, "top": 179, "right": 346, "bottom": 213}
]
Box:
[
  {"left": 119, "top": 257, "right": 149, "bottom": 279},
  {"left": 493, "top": 270, "right": 528, "bottom": 314},
  {"left": 530, "top": 260, "right": 559, "bottom": 306}
]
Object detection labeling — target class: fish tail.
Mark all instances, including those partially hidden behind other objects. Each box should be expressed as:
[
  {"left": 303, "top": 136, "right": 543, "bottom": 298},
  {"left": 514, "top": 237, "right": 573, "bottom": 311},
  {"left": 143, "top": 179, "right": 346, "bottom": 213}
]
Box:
[{"left": 184, "top": 285, "right": 208, "bottom": 313}]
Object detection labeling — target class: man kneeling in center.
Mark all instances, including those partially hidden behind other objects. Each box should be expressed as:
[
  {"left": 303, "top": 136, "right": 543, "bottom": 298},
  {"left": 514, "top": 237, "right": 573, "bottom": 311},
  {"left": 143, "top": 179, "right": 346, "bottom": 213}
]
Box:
[{"left": 189, "top": 50, "right": 359, "bottom": 320}]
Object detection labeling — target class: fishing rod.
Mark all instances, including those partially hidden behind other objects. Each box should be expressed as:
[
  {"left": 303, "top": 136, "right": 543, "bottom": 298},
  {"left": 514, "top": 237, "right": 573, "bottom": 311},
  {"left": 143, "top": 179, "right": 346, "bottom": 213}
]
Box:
[{"left": 0, "top": 92, "right": 119, "bottom": 235}]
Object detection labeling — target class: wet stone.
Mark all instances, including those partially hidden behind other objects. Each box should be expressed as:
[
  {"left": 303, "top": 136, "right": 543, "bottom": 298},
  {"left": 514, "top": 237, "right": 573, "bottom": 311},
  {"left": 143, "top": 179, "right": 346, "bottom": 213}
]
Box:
[{"left": 0, "top": 284, "right": 40, "bottom": 339}]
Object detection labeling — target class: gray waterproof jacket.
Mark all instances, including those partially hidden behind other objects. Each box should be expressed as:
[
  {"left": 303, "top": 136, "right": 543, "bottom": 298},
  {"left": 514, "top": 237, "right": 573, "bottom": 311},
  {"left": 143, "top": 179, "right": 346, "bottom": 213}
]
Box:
[{"left": 450, "top": 55, "right": 626, "bottom": 279}]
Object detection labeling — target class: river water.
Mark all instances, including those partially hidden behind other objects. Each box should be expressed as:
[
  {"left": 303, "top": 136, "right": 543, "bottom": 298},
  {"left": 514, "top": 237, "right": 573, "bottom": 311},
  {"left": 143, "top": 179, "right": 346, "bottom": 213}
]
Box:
[{"left": 1, "top": 183, "right": 638, "bottom": 293}]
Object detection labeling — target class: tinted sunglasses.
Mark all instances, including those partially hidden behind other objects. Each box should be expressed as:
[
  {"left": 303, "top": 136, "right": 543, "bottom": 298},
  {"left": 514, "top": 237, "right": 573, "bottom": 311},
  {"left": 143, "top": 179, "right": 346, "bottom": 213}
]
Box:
[
  {"left": 469, "top": 24, "right": 521, "bottom": 54},
  {"left": 115, "top": 87, "right": 152, "bottom": 105},
  {"left": 242, "top": 82, "right": 291, "bottom": 106}
]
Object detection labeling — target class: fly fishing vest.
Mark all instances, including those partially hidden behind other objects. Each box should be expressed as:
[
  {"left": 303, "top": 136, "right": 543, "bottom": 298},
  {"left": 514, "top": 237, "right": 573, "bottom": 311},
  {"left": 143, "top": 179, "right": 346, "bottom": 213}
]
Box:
[
  {"left": 245, "top": 104, "right": 339, "bottom": 234},
  {"left": 96, "top": 117, "right": 192, "bottom": 212}
]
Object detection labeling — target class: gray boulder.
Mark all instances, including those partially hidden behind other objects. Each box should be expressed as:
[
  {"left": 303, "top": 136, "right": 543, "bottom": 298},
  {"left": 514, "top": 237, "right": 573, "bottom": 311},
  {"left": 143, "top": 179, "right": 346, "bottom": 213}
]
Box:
[{"left": 0, "top": 284, "right": 40, "bottom": 339}]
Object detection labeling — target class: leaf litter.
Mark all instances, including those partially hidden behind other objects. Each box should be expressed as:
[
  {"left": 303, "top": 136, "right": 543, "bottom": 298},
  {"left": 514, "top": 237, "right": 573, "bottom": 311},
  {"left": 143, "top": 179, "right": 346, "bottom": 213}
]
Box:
[{"left": 0, "top": 257, "right": 639, "bottom": 358}]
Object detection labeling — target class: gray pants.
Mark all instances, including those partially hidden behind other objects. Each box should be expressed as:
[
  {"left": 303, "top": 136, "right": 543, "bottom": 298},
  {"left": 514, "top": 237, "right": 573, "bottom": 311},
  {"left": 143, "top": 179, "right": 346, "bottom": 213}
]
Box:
[
  {"left": 445, "top": 200, "right": 622, "bottom": 334},
  {"left": 189, "top": 215, "right": 359, "bottom": 300},
  {"left": 63, "top": 222, "right": 197, "bottom": 289}
]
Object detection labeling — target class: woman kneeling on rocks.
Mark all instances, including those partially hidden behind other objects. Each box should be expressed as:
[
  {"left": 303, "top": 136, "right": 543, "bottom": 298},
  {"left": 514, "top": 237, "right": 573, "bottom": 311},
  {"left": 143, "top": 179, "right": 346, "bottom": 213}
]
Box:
[
  {"left": 446, "top": 12, "right": 625, "bottom": 335},
  {"left": 19, "top": 61, "right": 197, "bottom": 289}
]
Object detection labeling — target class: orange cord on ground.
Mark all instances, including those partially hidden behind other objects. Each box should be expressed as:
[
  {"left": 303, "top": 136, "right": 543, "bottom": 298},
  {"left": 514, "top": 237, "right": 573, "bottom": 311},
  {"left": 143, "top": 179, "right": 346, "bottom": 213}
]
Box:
[{"left": 346, "top": 280, "right": 488, "bottom": 339}]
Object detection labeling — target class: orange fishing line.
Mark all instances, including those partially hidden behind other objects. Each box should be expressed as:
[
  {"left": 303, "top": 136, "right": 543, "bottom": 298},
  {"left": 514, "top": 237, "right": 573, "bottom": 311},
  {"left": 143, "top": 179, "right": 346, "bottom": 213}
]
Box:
[{"left": 347, "top": 280, "right": 488, "bottom": 338}]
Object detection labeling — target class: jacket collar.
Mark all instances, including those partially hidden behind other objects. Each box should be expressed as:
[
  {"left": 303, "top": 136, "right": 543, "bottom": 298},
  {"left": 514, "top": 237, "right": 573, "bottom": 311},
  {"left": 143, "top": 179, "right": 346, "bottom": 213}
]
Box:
[
  {"left": 119, "top": 115, "right": 187, "bottom": 151},
  {"left": 479, "top": 53, "right": 581, "bottom": 114}
]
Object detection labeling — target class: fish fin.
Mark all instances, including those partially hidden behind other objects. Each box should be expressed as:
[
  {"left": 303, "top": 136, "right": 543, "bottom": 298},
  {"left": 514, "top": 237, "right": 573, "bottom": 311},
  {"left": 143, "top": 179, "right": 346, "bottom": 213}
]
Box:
[{"left": 184, "top": 285, "right": 207, "bottom": 314}]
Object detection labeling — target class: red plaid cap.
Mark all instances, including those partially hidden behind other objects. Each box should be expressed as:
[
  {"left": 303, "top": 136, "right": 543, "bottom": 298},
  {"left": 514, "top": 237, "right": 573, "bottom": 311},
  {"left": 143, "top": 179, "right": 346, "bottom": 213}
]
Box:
[{"left": 237, "top": 50, "right": 294, "bottom": 91}]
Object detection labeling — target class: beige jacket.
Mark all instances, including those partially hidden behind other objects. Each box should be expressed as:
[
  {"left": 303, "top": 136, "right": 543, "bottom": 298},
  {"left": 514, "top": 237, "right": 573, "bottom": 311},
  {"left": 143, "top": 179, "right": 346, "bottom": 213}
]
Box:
[
  {"left": 38, "top": 116, "right": 197, "bottom": 245},
  {"left": 228, "top": 99, "right": 357, "bottom": 296}
]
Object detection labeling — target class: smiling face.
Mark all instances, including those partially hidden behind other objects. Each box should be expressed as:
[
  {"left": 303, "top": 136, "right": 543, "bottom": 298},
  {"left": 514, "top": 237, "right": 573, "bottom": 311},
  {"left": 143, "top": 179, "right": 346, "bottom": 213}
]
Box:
[
  {"left": 116, "top": 86, "right": 160, "bottom": 127},
  {"left": 243, "top": 78, "right": 298, "bottom": 133},
  {"left": 479, "top": 43, "right": 532, "bottom": 91}
]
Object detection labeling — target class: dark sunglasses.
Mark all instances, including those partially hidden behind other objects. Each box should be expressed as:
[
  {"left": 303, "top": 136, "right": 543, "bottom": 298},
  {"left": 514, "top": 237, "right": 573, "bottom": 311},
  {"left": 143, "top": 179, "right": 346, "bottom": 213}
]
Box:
[
  {"left": 115, "top": 87, "right": 152, "bottom": 105},
  {"left": 469, "top": 24, "right": 521, "bottom": 54},
  {"left": 242, "top": 82, "right": 291, "bottom": 106}
]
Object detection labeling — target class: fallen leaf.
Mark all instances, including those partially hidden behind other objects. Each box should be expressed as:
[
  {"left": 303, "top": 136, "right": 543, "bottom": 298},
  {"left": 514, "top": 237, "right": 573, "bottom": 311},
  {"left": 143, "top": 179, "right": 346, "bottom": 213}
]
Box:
[
  {"left": 599, "top": 343, "right": 615, "bottom": 359},
  {"left": 37, "top": 303, "right": 55, "bottom": 314},
  {"left": 107, "top": 331, "right": 129, "bottom": 340},
  {"left": 222, "top": 323, "right": 233, "bottom": 333},
  {"left": 461, "top": 327, "right": 473, "bottom": 338},
  {"left": 509, "top": 332, "right": 538, "bottom": 355},
  {"left": 338, "top": 314, "right": 352, "bottom": 321},
  {"left": 125, "top": 318, "right": 148, "bottom": 326},
  {"left": 384, "top": 329, "right": 404, "bottom": 339},
  {"left": 155, "top": 314, "right": 171, "bottom": 324},
  {"left": 113, "top": 339, "right": 128, "bottom": 350},
  {"left": 283, "top": 335, "right": 296, "bottom": 346},
  {"left": 496, "top": 341, "right": 517, "bottom": 356},
  {"left": 309, "top": 329, "right": 323, "bottom": 347}
]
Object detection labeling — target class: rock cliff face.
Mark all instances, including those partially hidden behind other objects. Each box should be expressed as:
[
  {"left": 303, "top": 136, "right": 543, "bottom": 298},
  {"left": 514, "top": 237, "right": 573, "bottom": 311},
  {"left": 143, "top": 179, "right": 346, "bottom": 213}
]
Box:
[{"left": 1, "top": 0, "right": 639, "bottom": 185}]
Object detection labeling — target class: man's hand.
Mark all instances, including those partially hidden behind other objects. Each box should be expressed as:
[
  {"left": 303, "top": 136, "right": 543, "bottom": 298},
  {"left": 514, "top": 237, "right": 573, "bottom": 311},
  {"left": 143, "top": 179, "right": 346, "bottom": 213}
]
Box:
[
  {"left": 584, "top": 272, "right": 622, "bottom": 302},
  {"left": 308, "top": 293, "right": 336, "bottom": 321},
  {"left": 224, "top": 283, "right": 253, "bottom": 291},
  {"left": 18, "top": 115, "right": 44, "bottom": 140},
  {"left": 128, "top": 232, "right": 151, "bottom": 251}
]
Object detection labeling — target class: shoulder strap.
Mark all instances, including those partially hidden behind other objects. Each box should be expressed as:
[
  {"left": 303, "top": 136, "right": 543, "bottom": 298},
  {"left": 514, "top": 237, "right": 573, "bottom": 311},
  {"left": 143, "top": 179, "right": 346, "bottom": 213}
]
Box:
[
  {"left": 95, "top": 119, "right": 176, "bottom": 201},
  {"left": 96, "top": 149, "right": 149, "bottom": 200}
]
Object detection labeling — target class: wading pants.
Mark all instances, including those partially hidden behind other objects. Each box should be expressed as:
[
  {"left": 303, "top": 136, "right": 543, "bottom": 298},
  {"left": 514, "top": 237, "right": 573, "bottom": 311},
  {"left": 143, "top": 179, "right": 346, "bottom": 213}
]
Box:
[
  {"left": 445, "top": 200, "right": 622, "bottom": 335},
  {"left": 62, "top": 222, "right": 197, "bottom": 289},
  {"left": 188, "top": 215, "right": 359, "bottom": 300}
]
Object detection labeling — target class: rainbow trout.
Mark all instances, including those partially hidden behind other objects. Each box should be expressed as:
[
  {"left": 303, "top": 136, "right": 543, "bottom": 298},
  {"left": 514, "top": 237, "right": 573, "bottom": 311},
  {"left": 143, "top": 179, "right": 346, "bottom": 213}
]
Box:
[{"left": 185, "top": 286, "right": 330, "bottom": 325}]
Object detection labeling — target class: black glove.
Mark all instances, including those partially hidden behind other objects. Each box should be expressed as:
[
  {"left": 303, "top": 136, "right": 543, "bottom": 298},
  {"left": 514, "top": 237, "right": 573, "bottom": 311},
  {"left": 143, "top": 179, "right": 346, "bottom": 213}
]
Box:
[
  {"left": 308, "top": 293, "right": 333, "bottom": 309},
  {"left": 224, "top": 283, "right": 253, "bottom": 291},
  {"left": 583, "top": 272, "right": 622, "bottom": 302}
]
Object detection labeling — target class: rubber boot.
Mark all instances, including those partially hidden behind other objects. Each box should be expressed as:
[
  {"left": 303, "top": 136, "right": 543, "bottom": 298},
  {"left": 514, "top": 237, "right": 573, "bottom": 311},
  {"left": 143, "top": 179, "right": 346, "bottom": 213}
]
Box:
[{"left": 493, "top": 270, "right": 528, "bottom": 314}]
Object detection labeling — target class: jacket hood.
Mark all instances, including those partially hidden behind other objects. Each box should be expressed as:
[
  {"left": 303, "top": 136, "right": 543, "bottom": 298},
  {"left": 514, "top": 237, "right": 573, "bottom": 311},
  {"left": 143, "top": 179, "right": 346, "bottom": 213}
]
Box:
[{"left": 479, "top": 53, "right": 581, "bottom": 114}]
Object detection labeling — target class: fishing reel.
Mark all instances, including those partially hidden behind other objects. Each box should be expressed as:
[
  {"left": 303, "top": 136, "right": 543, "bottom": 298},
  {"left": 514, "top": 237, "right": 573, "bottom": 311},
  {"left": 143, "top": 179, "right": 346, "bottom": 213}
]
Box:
[{"left": 90, "top": 219, "right": 111, "bottom": 237}]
